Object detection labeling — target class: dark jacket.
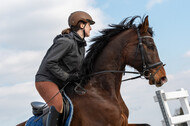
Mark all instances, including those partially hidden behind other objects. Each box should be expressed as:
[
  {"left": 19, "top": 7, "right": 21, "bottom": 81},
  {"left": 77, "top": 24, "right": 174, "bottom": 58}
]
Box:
[{"left": 35, "top": 32, "right": 86, "bottom": 89}]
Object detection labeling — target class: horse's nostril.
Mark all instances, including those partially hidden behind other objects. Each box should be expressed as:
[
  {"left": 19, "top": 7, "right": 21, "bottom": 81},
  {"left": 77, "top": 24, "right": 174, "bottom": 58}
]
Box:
[{"left": 161, "top": 76, "right": 168, "bottom": 84}]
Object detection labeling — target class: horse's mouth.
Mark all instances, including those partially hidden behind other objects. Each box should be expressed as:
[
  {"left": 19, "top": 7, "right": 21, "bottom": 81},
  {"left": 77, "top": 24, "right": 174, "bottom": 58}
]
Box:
[{"left": 149, "top": 76, "right": 168, "bottom": 87}]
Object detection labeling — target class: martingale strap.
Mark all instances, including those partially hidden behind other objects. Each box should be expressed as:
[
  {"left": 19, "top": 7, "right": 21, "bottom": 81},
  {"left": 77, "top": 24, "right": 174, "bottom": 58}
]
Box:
[
  {"left": 86, "top": 70, "right": 142, "bottom": 82},
  {"left": 84, "top": 70, "right": 142, "bottom": 82},
  {"left": 87, "top": 70, "right": 140, "bottom": 77}
]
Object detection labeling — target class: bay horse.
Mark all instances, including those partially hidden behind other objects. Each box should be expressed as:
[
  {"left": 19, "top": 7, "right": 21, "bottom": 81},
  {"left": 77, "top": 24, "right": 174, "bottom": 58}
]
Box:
[{"left": 17, "top": 15, "right": 167, "bottom": 126}]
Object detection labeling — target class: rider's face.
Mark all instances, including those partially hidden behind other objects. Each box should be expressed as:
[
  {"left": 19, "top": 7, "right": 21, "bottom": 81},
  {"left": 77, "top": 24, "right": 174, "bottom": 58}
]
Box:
[{"left": 84, "top": 23, "right": 92, "bottom": 37}]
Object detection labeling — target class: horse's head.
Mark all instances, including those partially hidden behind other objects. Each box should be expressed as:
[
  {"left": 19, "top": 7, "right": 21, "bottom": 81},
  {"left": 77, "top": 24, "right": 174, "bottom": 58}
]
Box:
[{"left": 125, "top": 16, "right": 167, "bottom": 87}]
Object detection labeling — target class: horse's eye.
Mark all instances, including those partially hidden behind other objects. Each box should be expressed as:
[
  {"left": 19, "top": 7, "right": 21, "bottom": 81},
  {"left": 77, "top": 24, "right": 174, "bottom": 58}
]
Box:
[
  {"left": 142, "top": 40, "right": 155, "bottom": 50},
  {"left": 147, "top": 43, "right": 155, "bottom": 50},
  {"left": 147, "top": 45, "right": 154, "bottom": 50}
]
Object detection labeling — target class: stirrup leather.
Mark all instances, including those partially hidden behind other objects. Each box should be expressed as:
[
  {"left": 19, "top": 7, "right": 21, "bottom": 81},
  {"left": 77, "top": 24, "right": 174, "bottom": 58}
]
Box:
[{"left": 46, "top": 106, "right": 60, "bottom": 126}]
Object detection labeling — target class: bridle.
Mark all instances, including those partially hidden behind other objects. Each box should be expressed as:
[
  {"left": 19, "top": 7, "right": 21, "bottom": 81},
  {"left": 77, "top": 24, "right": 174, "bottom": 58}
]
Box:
[
  {"left": 135, "top": 28, "right": 164, "bottom": 80},
  {"left": 82, "top": 28, "right": 165, "bottom": 82}
]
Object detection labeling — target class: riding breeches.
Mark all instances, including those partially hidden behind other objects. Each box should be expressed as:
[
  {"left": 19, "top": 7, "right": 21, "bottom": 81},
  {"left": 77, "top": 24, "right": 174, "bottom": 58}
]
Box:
[{"left": 35, "top": 81, "right": 63, "bottom": 113}]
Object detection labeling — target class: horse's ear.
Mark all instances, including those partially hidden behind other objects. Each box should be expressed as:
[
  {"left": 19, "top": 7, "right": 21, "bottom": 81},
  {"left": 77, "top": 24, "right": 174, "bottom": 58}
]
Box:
[{"left": 141, "top": 16, "right": 149, "bottom": 32}]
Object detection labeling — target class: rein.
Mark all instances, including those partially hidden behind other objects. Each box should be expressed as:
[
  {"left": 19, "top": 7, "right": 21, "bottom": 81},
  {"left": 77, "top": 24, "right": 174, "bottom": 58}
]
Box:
[{"left": 86, "top": 70, "right": 142, "bottom": 82}]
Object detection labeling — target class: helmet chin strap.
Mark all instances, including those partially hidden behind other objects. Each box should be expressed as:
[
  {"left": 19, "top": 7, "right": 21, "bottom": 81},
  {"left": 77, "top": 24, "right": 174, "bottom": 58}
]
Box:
[{"left": 82, "top": 23, "right": 87, "bottom": 41}]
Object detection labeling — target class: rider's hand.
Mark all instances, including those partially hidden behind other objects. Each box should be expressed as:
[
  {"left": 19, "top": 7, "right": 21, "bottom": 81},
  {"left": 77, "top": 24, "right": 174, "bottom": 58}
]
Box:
[{"left": 66, "top": 73, "right": 80, "bottom": 83}]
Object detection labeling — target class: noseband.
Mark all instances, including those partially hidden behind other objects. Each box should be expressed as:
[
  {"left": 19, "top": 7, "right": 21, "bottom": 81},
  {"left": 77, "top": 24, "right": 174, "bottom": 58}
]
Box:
[{"left": 84, "top": 28, "right": 164, "bottom": 82}]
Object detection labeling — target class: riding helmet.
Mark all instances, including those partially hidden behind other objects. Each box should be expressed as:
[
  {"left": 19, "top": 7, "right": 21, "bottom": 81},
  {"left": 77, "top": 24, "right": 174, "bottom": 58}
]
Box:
[{"left": 68, "top": 11, "right": 95, "bottom": 27}]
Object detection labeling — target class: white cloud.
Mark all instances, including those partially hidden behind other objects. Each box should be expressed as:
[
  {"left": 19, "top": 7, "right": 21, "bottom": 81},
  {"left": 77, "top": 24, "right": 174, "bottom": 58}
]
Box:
[
  {"left": 0, "top": 0, "right": 106, "bottom": 50},
  {"left": 184, "top": 50, "right": 190, "bottom": 58},
  {"left": 146, "top": 0, "right": 164, "bottom": 10},
  {"left": 0, "top": 82, "right": 43, "bottom": 126},
  {"left": 0, "top": 49, "right": 45, "bottom": 86}
]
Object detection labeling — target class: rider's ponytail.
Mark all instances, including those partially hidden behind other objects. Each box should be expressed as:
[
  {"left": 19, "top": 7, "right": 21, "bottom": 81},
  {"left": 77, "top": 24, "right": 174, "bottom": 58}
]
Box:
[{"left": 61, "top": 28, "right": 71, "bottom": 34}]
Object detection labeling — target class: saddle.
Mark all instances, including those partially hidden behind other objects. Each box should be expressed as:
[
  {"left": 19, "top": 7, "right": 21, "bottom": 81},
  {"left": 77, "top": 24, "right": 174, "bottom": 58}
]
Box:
[{"left": 30, "top": 92, "right": 70, "bottom": 126}]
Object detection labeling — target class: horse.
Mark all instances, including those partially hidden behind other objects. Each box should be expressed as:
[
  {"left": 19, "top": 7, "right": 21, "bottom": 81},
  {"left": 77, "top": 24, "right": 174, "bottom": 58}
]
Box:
[{"left": 17, "top": 15, "right": 167, "bottom": 126}]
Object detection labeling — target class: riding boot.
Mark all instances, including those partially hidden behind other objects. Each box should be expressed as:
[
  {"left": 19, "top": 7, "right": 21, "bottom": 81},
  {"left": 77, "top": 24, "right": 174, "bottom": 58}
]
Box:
[{"left": 46, "top": 106, "right": 60, "bottom": 126}]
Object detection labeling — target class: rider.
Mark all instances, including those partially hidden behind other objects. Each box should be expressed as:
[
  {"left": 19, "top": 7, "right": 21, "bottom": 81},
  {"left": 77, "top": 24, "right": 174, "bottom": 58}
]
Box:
[{"left": 35, "top": 11, "right": 95, "bottom": 126}]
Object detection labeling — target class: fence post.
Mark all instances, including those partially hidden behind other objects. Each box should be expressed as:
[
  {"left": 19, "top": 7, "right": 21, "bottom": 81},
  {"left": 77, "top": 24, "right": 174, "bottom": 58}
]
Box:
[{"left": 154, "top": 88, "right": 190, "bottom": 126}]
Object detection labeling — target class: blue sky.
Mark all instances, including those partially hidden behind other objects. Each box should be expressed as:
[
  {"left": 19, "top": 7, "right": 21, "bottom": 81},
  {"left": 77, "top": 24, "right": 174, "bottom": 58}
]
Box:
[
  {"left": 95, "top": 0, "right": 190, "bottom": 74},
  {"left": 0, "top": 0, "right": 190, "bottom": 126}
]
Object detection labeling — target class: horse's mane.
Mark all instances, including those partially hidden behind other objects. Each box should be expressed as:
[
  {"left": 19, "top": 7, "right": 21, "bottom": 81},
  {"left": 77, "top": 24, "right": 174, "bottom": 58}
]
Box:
[{"left": 80, "top": 16, "right": 153, "bottom": 85}]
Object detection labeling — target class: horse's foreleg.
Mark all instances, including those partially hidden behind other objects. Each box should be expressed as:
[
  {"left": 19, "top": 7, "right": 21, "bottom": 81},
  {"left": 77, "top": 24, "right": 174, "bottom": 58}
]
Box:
[
  {"left": 128, "top": 124, "right": 151, "bottom": 126},
  {"left": 16, "top": 121, "right": 27, "bottom": 126},
  {"left": 121, "top": 114, "right": 128, "bottom": 126}
]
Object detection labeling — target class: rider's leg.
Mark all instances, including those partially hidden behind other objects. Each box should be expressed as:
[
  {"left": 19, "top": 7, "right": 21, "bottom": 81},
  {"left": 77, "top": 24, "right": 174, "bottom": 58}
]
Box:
[
  {"left": 46, "top": 106, "right": 60, "bottom": 126},
  {"left": 35, "top": 81, "right": 63, "bottom": 125},
  {"left": 35, "top": 81, "right": 63, "bottom": 113}
]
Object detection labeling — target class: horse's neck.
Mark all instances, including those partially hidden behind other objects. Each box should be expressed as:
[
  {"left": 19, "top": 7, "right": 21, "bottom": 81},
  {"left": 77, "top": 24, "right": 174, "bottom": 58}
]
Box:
[{"left": 91, "top": 35, "right": 127, "bottom": 97}]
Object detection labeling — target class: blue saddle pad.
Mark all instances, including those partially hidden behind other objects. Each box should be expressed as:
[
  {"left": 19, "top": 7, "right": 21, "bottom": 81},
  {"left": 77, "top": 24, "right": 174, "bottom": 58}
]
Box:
[
  {"left": 25, "top": 116, "right": 43, "bottom": 126},
  {"left": 25, "top": 92, "right": 73, "bottom": 126},
  {"left": 64, "top": 92, "right": 74, "bottom": 126}
]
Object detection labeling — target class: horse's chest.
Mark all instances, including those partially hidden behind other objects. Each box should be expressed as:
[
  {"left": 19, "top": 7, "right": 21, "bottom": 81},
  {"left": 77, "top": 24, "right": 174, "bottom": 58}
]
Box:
[{"left": 75, "top": 99, "right": 123, "bottom": 126}]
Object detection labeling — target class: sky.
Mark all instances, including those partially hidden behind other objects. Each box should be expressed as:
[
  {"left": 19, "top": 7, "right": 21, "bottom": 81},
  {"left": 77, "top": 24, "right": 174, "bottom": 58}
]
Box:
[{"left": 0, "top": 0, "right": 190, "bottom": 125}]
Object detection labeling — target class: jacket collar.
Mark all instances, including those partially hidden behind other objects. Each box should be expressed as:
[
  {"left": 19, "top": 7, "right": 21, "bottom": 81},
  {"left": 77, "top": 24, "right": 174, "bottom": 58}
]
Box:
[{"left": 71, "top": 32, "right": 87, "bottom": 47}]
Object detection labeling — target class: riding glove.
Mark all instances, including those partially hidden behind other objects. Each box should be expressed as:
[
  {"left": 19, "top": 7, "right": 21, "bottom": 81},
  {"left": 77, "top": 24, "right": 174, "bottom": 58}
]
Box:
[{"left": 66, "top": 73, "right": 80, "bottom": 83}]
